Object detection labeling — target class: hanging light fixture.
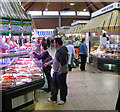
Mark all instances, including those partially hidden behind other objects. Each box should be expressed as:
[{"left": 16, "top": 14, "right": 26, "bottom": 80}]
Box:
[{"left": 45, "top": 8, "right": 48, "bottom": 11}]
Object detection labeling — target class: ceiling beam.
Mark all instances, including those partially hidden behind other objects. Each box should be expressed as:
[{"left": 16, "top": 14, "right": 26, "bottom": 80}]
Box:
[
  {"left": 21, "top": 0, "right": 32, "bottom": 8},
  {"left": 96, "top": 0, "right": 107, "bottom": 7},
  {"left": 90, "top": 2, "right": 99, "bottom": 10},
  {"left": 101, "top": 2, "right": 107, "bottom": 6},
  {"left": 25, "top": 2, "right": 35, "bottom": 12}
]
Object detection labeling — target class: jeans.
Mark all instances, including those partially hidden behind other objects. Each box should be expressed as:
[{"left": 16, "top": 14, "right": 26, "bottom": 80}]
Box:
[{"left": 51, "top": 72, "right": 68, "bottom": 102}]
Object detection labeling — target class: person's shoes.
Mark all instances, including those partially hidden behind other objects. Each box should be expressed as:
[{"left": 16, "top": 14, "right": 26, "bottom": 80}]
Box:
[
  {"left": 81, "top": 70, "right": 87, "bottom": 71},
  {"left": 48, "top": 98, "right": 57, "bottom": 103},
  {"left": 57, "top": 100, "right": 65, "bottom": 105}
]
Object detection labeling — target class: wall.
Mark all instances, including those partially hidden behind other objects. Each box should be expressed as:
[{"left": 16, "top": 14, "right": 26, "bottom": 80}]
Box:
[{"left": 33, "top": 17, "right": 89, "bottom": 29}]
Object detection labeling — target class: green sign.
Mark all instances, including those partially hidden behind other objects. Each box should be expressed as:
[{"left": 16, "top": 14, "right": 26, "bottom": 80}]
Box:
[
  {"left": 0, "top": 18, "right": 9, "bottom": 36},
  {"left": 23, "top": 20, "right": 32, "bottom": 36},
  {"left": 11, "top": 19, "right": 21, "bottom": 36}
]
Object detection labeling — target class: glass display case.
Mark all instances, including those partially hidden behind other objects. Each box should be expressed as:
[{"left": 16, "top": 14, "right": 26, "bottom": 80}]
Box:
[
  {"left": 89, "top": 44, "right": 120, "bottom": 74},
  {"left": 90, "top": 44, "right": 120, "bottom": 59},
  {"left": 0, "top": 52, "right": 45, "bottom": 111}
]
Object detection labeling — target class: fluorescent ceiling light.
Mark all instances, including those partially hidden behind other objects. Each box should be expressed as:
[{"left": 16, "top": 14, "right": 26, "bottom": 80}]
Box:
[
  {"left": 77, "top": 11, "right": 90, "bottom": 16},
  {"left": 60, "top": 11, "right": 76, "bottom": 16},
  {"left": 70, "top": 3, "right": 75, "bottom": 5},
  {"left": 28, "top": 11, "right": 42, "bottom": 16},
  {"left": 43, "top": 11, "right": 59, "bottom": 15}
]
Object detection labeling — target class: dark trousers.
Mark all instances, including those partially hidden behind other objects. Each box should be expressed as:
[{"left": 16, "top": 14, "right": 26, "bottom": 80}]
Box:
[
  {"left": 68, "top": 64, "right": 72, "bottom": 71},
  {"left": 80, "top": 54, "right": 87, "bottom": 70},
  {"left": 116, "top": 90, "right": 120, "bottom": 110},
  {"left": 51, "top": 72, "right": 68, "bottom": 102},
  {"left": 43, "top": 67, "right": 52, "bottom": 90}
]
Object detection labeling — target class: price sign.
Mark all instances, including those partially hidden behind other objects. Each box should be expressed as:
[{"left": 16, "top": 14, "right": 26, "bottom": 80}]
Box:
[
  {"left": 22, "top": 20, "right": 32, "bottom": 36},
  {"left": 0, "top": 18, "right": 9, "bottom": 36},
  {"left": 11, "top": 19, "right": 21, "bottom": 36}
]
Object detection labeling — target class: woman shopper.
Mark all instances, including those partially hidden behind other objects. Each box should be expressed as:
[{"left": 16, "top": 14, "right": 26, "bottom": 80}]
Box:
[
  {"left": 0, "top": 37, "right": 9, "bottom": 53},
  {"left": 32, "top": 43, "right": 52, "bottom": 92},
  {"left": 79, "top": 38, "right": 88, "bottom": 71}
]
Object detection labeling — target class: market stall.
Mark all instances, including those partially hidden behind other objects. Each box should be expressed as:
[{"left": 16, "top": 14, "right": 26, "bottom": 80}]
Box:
[
  {"left": 66, "top": 20, "right": 88, "bottom": 46},
  {"left": 0, "top": 0, "right": 45, "bottom": 111},
  {"left": 81, "top": 2, "right": 120, "bottom": 74}
]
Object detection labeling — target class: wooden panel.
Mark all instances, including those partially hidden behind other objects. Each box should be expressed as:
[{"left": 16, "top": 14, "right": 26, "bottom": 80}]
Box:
[
  {"left": 33, "top": 18, "right": 59, "bottom": 29},
  {"left": 33, "top": 18, "right": 89, "bottom": 29}
]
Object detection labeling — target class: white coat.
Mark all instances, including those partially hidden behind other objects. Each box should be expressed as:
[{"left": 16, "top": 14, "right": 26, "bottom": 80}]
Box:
[{"left": 66, "top": 44, "right": 75, "bottom": 65}]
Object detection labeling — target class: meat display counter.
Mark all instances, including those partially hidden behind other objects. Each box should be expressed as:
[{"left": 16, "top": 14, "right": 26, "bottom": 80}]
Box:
[
  {"left": 89, "top": 44, "right": 120, "bottom": 74},
  {"left": 0, "top": 52, "right": 45, "bottom": 111}
]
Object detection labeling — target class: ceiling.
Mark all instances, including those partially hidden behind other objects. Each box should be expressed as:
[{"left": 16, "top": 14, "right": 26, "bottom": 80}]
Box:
[{"left": 21, "top": 2, "right": 113, "bottom": 14}]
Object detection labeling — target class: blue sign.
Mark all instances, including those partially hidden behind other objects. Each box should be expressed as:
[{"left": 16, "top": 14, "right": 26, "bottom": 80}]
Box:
[{"left": 38, "top": 30, "right": 54, "bottom": 36}]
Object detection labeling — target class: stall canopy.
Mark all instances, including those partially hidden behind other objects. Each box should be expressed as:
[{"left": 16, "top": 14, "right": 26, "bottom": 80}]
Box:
[
  {"left": 0, "top": 0, "right": 31, "bottom": 19},
  {"left": 0, "top": 0, "right": 32, "bottom": 36},
  {"left": 66, "top": 25, "right": 76, "bottom": 34},
  {"left": 81, "top": 10, "right": 120, "bottom": 32},
  {"left": 58, "top": 28, "right": 69, "bottom": 35},
  {"left": 73, "top": 24, "right": 86, "bottom": 34}
]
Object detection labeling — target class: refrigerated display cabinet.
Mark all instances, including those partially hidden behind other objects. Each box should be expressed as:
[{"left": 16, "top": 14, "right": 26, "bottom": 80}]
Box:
[
  {"left": 89, "top": 44, "right": 120, "bottom": 74},
  {"left": 0, "top": 52, "right": 45, "bottom": 111}
]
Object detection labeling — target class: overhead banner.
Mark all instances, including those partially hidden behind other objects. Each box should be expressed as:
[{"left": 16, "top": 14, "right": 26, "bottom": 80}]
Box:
[
  {"left": 11, "top": 19, "right": 21, "bottom": 36},
  {"left": 0, "top": 18, "right": 9, "bottom": 36},
  {"left": 37, "top": 29, "right": 54, "bottom": 36},
  {"left": 23, "top": 20, "right": 32, "bottom": 36}
]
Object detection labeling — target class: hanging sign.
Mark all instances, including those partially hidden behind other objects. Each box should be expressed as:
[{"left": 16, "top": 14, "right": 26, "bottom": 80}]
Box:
[
  {"left": 11, "top": 19, "right": 21, "bottom": 36},
  {"left": 0, "top": 18, "right": 9, "bottom": 36},
  {"left": 23, "top": 20, "right": 32, "bottom": 36},
  {"left": 37, "top": 29, "right": 54, "bottom": 36}
]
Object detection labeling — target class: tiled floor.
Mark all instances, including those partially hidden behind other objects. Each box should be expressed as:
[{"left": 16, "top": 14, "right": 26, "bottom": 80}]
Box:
[{"left": 33, "top": 48, "right": 120, "bottom": 110}]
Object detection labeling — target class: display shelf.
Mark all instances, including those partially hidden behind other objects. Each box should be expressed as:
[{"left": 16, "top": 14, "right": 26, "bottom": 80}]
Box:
[{"left": 0, "top": 52, "right": 29, "bottom": 59}]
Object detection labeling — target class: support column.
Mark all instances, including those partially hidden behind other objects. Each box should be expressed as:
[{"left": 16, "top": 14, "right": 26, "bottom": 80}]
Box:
[
  {"left": 59, "top": 15, "right": 61, "bottom": 28},
  {"left": 86, "top": 32, "right": 89, "bottom": 63}
]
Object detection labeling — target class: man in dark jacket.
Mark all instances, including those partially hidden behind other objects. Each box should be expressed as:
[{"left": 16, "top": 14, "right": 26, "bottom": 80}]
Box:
[{"left": 47, "top": 38, "right": 68, "bottom": 105}]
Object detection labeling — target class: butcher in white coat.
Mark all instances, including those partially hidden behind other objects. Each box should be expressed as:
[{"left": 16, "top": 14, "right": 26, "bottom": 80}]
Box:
[{"left": 66, "top": 40, "right": 75, "bottom": 71}]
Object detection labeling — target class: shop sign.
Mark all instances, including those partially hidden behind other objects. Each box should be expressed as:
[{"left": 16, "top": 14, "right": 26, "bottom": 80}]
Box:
[
  {"left": 23, "top": 20, "right": 32, "bottom": 36},
  {"left": 37, "top": 30, "right": 54, "bottom": 36},
  {"left": 0, "top": 18, "right": 9, "bottom": 36},
  {"left": 11, "top": 19, "right": 21, "bottom": 36},
  {"left": 92, "top": 2, "right": 120, "bottom": 18}
]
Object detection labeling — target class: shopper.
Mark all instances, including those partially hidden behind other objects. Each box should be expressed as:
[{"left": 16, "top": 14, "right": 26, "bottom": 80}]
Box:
[
  {"left": 32, "top": 43, "right": 52, "bottom": 92},
  {"left": 10, "top": 36, "right": 18, "bottom": 48},
  {"left": 47, "top": 37, "right": 50, "bottom": 48},
  {"left": 5, "top": 38, "right": 14, "bottom": 50},
  {"left": 79, "top": 38, "right": 88, "bottom": 71},
  {"left": 66, "top": 40, "right": 75, "bottom": 71},
  {"left": 0, "top": 37, "right": 9, "bottom": 53},
  {"left": 45, "top": 38, "right": 68, "bottom": 105},
  {"left": 50, "top": 38, "right": 54, "bottom": 49},
  {"left": 73, "top": 48, "right": 80, "bottom": 67},
  {"left": 115, "top": 90, "right": 120, "bottom": 111}
]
